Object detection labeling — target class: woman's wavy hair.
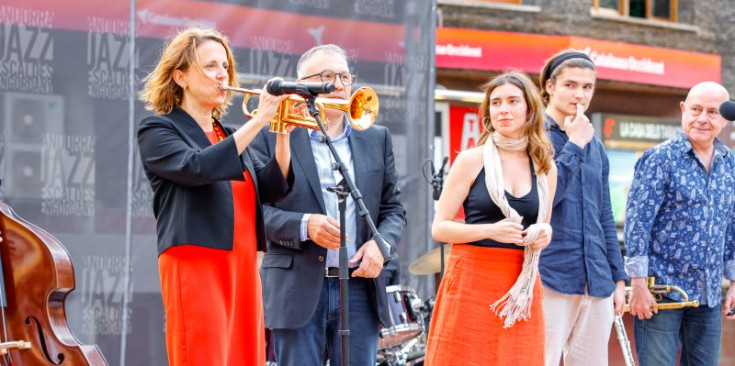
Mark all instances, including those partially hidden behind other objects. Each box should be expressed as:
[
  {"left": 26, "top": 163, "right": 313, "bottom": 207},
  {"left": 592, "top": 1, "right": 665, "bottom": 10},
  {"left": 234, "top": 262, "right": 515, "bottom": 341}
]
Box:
[
  {"left": 477, "top": 71, "right": 554, "bottom": 175},
  {"left": 139, "top": 27, "right": 238, "bottom": 119},
  {"left": 538, "top": 48, "right": 596, "bottom": 104}
]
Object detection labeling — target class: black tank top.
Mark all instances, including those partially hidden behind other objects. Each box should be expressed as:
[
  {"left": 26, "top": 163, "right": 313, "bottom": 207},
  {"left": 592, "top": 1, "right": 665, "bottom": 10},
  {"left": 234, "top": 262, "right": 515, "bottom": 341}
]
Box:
[{"left": 463, "top": 166, "right": 539, "bottom": 250}]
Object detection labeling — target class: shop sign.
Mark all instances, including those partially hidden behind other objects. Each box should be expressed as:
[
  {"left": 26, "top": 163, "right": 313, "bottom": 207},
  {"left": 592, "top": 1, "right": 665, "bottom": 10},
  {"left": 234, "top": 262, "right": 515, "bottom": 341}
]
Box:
[{"left": 437, "top": 28, "right": 721, "bottom": 89}]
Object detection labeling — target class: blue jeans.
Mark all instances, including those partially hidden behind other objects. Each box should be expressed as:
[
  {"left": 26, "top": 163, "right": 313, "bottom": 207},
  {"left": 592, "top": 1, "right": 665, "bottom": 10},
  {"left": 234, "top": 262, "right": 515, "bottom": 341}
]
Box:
[
  {"left": 633, "top": 301, "right": 722, "bottom": 366},
  {"left": 272, "top": 277, "right": 380, "bottom": 366}
]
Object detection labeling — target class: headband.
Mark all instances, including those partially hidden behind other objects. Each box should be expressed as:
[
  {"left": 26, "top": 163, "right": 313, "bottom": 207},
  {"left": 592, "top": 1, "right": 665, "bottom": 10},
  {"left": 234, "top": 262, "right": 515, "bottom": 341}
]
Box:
[{"left": 543, "top": 52, "right": 594, "bottom": 84}]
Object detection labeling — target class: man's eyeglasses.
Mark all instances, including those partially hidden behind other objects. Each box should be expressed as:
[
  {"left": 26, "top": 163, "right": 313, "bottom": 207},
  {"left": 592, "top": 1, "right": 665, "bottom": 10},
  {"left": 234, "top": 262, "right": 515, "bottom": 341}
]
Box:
[{"left": 301, "top": 70, "right": 356, "bottom": 86}]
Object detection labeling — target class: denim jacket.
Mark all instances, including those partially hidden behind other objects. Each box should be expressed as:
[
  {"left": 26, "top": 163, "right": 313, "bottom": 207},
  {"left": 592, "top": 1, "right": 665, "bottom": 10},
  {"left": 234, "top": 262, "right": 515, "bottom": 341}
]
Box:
[{"left": 539, "top": 115, "right": 628, "bottom": 298}]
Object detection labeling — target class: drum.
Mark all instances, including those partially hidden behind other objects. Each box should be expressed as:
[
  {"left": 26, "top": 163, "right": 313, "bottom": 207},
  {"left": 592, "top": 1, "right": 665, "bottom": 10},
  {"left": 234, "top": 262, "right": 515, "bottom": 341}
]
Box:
[{"left": 379, "top": 285, "right": 424, "bottom": 349}]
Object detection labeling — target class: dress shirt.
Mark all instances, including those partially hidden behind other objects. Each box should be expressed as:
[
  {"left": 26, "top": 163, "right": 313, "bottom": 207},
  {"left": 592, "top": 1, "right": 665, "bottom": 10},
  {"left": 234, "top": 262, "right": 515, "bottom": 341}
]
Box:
[
  {"left": 299, "top": 120, "right": 357, "bottom": 268},
  {"left": 539, "top": 115, "right": 628, "bottom": 298},
  {"left": 624, "top": 131, "right": 735, "bottom": 306}
]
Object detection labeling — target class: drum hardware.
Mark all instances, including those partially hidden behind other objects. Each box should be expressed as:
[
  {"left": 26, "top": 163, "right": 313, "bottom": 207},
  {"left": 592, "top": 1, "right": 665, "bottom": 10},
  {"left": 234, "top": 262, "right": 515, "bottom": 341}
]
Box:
[
  {"left": 375, "top": 285, "right": 436, "bottom": 366},
  {"left": 415, "top": 296, "right": 435, "bottom": 334},
  {"left": 377, "top": 338, "right": 423, "bottom": 366},
  {"left": 379, "top": 286, "right": 425, "bottom": 350}
]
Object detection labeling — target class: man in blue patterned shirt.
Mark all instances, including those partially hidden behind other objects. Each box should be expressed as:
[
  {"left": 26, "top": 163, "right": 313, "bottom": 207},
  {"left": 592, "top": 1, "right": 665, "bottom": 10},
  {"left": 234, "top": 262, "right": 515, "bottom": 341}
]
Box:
[{"left": 624, "top": 81, "right": 735, "bottom": 366}]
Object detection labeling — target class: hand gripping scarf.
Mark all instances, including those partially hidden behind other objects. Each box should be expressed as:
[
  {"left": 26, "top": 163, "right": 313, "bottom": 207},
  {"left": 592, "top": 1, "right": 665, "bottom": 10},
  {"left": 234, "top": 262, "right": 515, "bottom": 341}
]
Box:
[{"left": 484, "top": 132, "right": 551, "bottom": 328}]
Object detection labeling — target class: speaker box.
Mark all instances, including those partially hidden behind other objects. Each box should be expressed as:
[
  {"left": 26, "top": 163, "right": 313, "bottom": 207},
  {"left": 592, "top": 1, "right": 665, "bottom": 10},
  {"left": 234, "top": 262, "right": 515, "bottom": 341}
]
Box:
[
  {"left": 8, "top": 149, "right": 42, "bottom": 199},
  {"left": 10, "top": 98, "right": 47, "bottom": 144}
]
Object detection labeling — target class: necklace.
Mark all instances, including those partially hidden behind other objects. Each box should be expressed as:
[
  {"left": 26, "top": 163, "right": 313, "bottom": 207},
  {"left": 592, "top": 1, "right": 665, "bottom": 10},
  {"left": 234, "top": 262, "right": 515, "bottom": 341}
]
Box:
[{"left": 211, "top": 118, "right": 226, "bottom": 142}]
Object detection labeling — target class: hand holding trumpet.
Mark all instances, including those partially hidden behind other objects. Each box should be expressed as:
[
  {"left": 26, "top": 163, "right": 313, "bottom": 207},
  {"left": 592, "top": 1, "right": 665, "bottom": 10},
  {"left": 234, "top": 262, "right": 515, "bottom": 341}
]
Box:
[
  {"left": 222, "top": 78, "right": 293, "bottom": 178},
  {"left": 628, "top": 277, "right": 659, "bottom": 320},
  {"left": 624, "top": 277, "right": 699, "bottom": 320},
  {"left": 248, "top": 78, "right": 289, "bottom": 128},
  {"left": 614, "top": 278, "right": 701, "bottom": 366}
]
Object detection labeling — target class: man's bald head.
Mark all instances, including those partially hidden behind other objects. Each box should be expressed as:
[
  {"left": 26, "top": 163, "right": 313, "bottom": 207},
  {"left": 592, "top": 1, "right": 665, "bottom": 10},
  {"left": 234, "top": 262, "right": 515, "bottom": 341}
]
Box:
[
  {"left": 680, "top": 81, "right": 730, "bottom": 150},
  {"left": 685, "top": 81, "right": 729, "bottom": 105}
]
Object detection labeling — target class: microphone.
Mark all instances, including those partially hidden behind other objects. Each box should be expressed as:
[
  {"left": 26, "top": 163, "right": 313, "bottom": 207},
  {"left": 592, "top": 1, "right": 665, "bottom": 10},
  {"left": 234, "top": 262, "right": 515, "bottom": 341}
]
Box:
[
  {"left": 720, "top": 100, "right": 735, "bottom": 121},
  {"left": 266, "top": 78, "right": 335, "bottom": 97},
  {"left": 432, "top": 156, "right": 449, "bottom": 201}
]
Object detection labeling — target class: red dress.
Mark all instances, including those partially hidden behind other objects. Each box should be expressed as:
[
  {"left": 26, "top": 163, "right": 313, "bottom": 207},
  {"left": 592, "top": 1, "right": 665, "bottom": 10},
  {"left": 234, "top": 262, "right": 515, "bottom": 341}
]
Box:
[{"left": 158, "top": 130, "right": 264, "bottom": 366}]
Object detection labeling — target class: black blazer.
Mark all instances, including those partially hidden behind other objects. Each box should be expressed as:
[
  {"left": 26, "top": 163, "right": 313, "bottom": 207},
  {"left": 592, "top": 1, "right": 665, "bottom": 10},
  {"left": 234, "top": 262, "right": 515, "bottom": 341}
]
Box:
[
  {"left": 137, "top": 107, "right": 293, "bottom": 255},
  {"left": 251, "top": 125, "right": 406, "bottom": 329}
]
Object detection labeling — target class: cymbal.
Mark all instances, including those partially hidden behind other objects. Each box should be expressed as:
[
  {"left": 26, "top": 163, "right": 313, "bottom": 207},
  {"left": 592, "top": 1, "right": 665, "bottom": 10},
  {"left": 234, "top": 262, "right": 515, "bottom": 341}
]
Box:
[{"left": 409, "top": 244, "right": 452, "bottom": 275}]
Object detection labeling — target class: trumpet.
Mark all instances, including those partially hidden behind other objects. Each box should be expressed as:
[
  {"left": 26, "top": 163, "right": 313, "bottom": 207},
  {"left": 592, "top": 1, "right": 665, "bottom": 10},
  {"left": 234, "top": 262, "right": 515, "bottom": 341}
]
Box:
[
  {"left": 220, "top": 84, "right": 379, "bottom": 134},
  {"left": 614, "top": 277, "right": 700, "bottom": 366},
  {"left": 623, "top": 277, "right": 699, "bottom": 312}
]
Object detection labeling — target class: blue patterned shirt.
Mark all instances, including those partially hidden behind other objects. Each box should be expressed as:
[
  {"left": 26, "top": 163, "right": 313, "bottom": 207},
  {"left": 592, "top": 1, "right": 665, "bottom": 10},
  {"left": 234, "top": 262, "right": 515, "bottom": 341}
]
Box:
[{"left": 624, "top": 131, "right": 735, "bottom": 306}]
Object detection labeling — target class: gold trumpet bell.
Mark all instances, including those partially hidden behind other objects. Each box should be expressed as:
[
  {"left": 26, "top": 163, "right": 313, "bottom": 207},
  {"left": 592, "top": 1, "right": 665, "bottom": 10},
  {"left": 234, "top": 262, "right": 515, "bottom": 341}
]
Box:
[
  {"left": 222, "top": 84, "right": 380, "bottom": 134},
  {"left": 317, "top": 86, "right": 380, "bottom": 132},
  {"left": 348, "top": 87, "right": 379, "bottom": 131}
]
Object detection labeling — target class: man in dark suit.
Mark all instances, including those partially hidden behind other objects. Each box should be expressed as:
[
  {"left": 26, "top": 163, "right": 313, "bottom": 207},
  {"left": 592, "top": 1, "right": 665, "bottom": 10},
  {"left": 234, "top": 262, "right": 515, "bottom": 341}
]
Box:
[{"left": 252, "top": 44, "right": 406, "bottom": 366}]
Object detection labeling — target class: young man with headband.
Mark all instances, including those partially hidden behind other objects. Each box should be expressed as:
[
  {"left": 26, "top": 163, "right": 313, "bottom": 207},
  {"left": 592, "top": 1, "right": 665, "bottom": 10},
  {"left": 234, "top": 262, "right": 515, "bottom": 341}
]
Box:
[{"left": 537, "top": 50, "right": 628, "bottom": 366}]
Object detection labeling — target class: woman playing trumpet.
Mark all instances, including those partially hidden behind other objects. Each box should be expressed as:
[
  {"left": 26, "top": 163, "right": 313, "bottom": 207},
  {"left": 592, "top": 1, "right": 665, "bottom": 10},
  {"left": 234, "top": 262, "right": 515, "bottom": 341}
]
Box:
[{"left": 137, "top": 27, "right": 293, "bottom": 366}]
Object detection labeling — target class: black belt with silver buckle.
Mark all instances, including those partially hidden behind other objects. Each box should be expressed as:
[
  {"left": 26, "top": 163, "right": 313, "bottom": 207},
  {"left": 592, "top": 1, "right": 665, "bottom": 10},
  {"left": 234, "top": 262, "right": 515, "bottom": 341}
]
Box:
[{"left": 325, "top": 267, "right": 356, "bottom": 278}]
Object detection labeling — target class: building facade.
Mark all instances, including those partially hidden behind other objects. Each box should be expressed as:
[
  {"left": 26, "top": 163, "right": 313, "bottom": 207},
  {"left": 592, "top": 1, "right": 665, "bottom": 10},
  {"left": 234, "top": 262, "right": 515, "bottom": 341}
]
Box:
[
  {"left": 438, "top": 0, "right": 735, "bottom": 99},
  {"left": 434, "top": 0, "right": 735, "bottom": 227},
  {"left": 431, "top": 1, "right": 735, "bottom": 364}
]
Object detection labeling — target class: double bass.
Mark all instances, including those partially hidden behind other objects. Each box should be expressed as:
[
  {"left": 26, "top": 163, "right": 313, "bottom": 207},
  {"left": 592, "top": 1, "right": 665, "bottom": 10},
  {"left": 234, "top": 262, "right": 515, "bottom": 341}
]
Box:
[{"left": 0, "top": 194, "right": 107, "bottom": 365}]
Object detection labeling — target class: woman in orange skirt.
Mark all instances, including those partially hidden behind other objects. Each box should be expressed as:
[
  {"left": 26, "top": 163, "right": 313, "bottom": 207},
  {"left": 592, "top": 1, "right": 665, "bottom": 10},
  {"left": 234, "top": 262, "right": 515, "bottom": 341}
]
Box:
[
  {"left": 426, "top": 71, "right": 557, "bottom": 365},
  {"left": 138, "top": 27, "right": 293, "bottom": 366}
]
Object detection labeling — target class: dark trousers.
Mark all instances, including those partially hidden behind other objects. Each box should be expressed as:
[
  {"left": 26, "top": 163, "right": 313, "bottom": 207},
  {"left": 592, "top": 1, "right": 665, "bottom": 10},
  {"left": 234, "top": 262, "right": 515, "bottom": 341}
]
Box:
[
  {"left": 634, "top": 301, "right": 722, "bottom": 366},
  {"left": 272, "top": 277, "right": 380, "bottom": 366}
]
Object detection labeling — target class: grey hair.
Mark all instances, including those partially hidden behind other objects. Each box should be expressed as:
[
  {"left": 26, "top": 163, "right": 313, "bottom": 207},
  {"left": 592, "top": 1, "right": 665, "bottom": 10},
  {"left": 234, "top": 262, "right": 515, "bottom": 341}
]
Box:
[{"left": 296, "top": 44, "right": 349, "bottom": 78}]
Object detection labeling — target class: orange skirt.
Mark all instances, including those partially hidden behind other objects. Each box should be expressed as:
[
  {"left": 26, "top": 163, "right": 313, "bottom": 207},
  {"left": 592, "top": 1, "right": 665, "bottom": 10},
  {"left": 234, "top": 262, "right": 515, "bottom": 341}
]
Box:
[{"left": 425, "top": 245, "right": 545, "bottom": 366}]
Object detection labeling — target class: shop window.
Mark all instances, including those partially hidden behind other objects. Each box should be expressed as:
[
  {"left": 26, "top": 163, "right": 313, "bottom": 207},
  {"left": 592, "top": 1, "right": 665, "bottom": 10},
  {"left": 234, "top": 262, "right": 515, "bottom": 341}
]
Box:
[{"left": 594, "top": 0, "right": 677, "bottom": 21}]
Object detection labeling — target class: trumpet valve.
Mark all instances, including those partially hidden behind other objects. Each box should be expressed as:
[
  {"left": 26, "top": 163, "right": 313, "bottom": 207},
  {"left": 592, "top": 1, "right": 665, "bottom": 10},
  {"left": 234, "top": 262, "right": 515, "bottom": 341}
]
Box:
[{"left": 269, "top": 120, "right": 289, "bottom": 135}]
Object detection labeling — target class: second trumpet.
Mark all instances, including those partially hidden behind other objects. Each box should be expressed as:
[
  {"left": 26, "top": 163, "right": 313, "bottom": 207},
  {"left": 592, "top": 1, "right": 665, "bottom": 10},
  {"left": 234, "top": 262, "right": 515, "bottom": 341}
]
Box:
[
  {"left": 221, "top": 84, "right": 379, "bottom": 134},
  {"left": 623, "top": 277, "right": 699, "bottom": 312}
]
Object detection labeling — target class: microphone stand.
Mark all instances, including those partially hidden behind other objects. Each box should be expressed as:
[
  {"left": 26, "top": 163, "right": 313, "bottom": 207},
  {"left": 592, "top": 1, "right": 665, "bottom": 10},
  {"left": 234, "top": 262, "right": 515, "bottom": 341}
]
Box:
[
  {"left": 432, "top": 157, "right": 447, "bottom": 279},
  {"left": 425, "top": 157, "right": 448, "bottom": 280},
  {"left": 303, "top": 94, "right": 391, "bottom": 366}
]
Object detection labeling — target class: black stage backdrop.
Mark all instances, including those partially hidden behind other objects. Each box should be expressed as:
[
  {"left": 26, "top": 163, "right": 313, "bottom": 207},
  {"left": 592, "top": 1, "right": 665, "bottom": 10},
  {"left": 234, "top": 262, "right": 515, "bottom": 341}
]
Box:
[{"left": 0, "top": 0, "right": 435, "bottom": 364}]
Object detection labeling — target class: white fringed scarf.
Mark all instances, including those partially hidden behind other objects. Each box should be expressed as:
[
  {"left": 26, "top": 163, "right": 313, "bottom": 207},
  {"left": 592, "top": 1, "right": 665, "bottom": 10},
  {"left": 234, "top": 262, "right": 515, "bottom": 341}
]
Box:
[{"left": 484, "top": 132, "right": 551, "bottom": 328}]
